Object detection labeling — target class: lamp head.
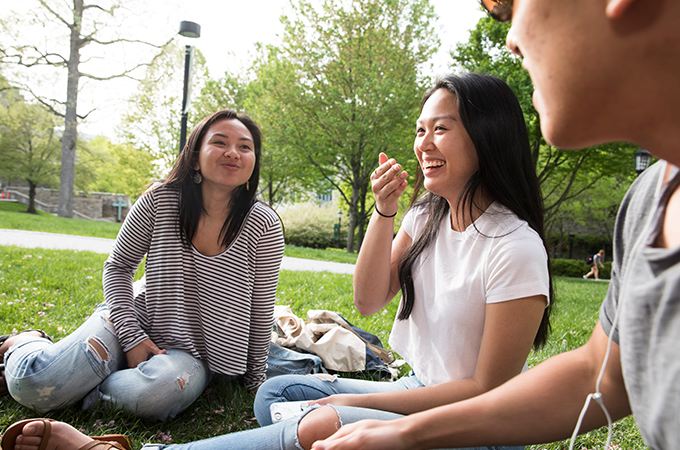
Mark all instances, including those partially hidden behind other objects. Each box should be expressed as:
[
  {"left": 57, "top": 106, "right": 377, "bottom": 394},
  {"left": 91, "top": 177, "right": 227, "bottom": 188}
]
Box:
[
  {"left": 179, "top": 21, "right": 201, "bottom": 38},
  {"left": 634, "top": 149, "right": 653, "bottom": 175}
]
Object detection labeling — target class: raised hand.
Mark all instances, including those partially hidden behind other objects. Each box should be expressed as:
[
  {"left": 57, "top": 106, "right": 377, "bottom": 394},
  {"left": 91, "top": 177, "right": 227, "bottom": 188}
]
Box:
[{"left": 371, "top": 152, "right": 408, "bottom": 218}]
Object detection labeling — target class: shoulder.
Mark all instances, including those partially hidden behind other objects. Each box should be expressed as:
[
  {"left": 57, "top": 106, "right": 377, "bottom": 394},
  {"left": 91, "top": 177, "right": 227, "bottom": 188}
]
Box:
[
  {"left": 245, "top": 202, "right": 283, "bottom": 233},
  {"left": 137, "top": 182, "right": 179, "bottom": 204},
  {"left": 400, "top": 203, "right": 430, "bottom": 235},
  {"left": 480, "top": 204, "right": 546, "bottom": 260},
  {"left": 617, "top": 161, "right": 664, "bottom": 240}
]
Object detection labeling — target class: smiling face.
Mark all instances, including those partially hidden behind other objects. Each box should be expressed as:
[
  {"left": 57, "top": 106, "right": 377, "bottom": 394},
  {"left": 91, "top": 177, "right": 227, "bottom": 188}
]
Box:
[
  {"left": 194, "top": 118, "right": 256, "bottom": 195},
  {"left": 414, "top": 88, "right": 479, "bottom": 203}
]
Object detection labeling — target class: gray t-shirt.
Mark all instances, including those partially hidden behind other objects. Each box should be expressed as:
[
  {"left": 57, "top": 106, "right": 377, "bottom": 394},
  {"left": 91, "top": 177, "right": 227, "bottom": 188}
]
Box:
[{"left": 599, "top": 161, "right": 680, "bottom": 449}]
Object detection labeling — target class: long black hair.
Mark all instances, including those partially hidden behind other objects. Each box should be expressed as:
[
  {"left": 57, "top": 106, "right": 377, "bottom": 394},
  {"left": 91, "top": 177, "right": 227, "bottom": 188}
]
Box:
[
  {"left": 397, "top": 73, "right": 553, "bottom": 349},
  {"left": 162, "top": 109, "right": 262, "bottom": 248}
]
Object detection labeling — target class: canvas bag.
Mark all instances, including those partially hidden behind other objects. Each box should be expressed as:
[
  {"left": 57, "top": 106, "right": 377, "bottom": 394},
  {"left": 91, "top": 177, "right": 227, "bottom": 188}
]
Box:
[{"left": 271, "top": 306, "right": 394, "bottom": 373}]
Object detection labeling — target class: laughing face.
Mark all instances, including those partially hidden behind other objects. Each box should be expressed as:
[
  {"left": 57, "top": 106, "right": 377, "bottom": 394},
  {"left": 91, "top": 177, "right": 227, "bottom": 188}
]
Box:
[{"left": 414, "top": 88, "right": 479, "bottom": 203}]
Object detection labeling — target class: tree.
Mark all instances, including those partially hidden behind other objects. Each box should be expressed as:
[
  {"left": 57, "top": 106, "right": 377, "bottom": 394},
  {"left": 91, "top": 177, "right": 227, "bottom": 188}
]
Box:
[
  {"left": 547, "top": 174, "right": 633, "bottom": 255},
  {"left": 119, "top": 43, "right": 210, "bottom": 174},
  {"left": 452, "top": 15, "right": 637, "bottom": 234},
  {"left": 248, "top": 0, "right": 438, "bottom": 252},
  {"left": 77, "top": 135, "right": 157, "bottom": 201},
  {"left": 0, "top": 0, "right": 170, "bottom": 217},
  {"left": 0, "top": 99, "right": 61, "bottom": 213}
]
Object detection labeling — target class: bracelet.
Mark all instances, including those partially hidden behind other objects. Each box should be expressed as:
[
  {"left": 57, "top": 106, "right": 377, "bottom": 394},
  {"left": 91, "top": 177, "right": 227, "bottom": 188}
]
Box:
[{"left": 374, "top": 204, "right": 397, "bottom": 218}]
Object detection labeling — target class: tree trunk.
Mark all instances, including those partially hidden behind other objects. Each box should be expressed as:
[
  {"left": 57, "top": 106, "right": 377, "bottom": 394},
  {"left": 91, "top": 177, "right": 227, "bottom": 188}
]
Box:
[
  {"left": 57, "top": 0, "right": 83, "bottom": 218},
  {"left": 27, "top": 181, "right": 38, "bottom": 214},
  {"left": 356, "top": 182, "right": 368, "bottom": 252},
  {"left": 345, "top": 187, "right": 359, "bottom": 253}
]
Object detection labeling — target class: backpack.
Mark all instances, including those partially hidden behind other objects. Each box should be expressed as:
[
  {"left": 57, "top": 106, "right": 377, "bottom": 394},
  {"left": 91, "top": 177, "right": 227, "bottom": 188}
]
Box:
[{"left": 585, "top": 255, "right": 594, "bottom": 265}]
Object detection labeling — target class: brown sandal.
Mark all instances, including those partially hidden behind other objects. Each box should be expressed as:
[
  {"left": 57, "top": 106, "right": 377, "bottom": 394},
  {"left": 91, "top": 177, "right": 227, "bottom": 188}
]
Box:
[{"left": 1, "top": 419, "right": 131, "bottom": 450}]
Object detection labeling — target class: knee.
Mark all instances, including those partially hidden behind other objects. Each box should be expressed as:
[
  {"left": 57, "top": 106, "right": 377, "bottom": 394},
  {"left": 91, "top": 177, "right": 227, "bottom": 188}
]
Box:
[
  {"left": 254, "top": 375, "right": 322, "bottom": 426},
  {"left": 254, "top": 377, "right": 287, "bottom": 425},
  {"left": 298, "top": 407, "right": 341, "bottom": 450}
]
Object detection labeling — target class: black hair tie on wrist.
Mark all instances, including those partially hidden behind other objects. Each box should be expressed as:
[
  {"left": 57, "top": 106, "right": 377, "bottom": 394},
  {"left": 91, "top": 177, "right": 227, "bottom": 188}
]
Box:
[{"left": 374, "top": 204, "right": 397, "bottom": 218}]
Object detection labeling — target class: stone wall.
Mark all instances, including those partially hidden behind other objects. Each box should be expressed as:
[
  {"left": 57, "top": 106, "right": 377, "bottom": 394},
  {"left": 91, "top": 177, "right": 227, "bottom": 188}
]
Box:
[{"left": 3, "top": 186, "right": 131, "bottom": 222}]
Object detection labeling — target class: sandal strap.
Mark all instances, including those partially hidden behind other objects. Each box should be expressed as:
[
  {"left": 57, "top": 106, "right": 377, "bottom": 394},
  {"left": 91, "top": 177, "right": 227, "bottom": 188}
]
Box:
[
  {"left": 37, "top": 420, "right": 51, "bottom": 450},
  {"left": 90, "top": 435, "right": 131, "bottom": 450},
  {"left": 78, "top": 440, "right": 129, "bottom": 450}
]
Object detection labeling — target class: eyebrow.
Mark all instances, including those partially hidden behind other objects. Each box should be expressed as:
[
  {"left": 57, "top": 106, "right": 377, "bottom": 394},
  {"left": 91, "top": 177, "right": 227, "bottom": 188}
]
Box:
[
  {"left": 416, "top": 114, "right": 456, "bottom": 125},
  {"left": 210, "top": 132, "right": 253, "bottom": 143}
]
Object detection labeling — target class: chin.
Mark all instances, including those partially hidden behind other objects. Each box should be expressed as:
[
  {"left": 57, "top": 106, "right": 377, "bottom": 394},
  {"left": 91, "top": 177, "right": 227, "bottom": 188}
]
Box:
[{"left": 540, "top": 117, "right": 603, "bottom": 151}]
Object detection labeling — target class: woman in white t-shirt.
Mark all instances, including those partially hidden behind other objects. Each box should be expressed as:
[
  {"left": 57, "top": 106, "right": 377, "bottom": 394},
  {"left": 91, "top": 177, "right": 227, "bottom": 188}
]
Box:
[
  {"left": 253, "top": 72, "right": 552, "bottom": 449},
  {"left": 2, "top": 74, "right": 552, "bottom": 450}
]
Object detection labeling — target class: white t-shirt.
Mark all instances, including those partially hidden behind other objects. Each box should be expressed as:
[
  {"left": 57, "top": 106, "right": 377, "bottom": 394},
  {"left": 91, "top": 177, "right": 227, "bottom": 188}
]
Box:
[{"left": 389, "top": 202, "right": 550, "bottom": 386}]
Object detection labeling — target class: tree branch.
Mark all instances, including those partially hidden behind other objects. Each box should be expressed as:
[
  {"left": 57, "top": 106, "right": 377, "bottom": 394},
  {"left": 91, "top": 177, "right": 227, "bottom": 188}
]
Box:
[
  {"left": 1, "top": 46, "right": 68, "bottom": 67},
  {"left": 307, "top": 154, "right": 351, "bottom": 205},
  {"left": 37, "top": 0, "right": 70, "bottom": 28}
]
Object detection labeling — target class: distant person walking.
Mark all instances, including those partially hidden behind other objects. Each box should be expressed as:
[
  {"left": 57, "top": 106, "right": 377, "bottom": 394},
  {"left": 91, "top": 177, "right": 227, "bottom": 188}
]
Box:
[{"left": 583, "top": 249, "right": 605, "bottom": 280}]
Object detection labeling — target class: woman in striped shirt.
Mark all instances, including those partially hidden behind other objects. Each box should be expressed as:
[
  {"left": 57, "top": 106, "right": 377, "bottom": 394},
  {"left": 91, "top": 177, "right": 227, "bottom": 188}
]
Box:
[{"left": 0, "top": 110, "right": 285, "bottom": 420}]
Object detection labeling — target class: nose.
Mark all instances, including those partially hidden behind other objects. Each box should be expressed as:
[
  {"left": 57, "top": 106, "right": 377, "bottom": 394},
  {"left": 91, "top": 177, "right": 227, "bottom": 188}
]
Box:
[
  {"left": 506, "top": 26, "right": 522, "bottom": 57},
  {"left": 415, "top": 131, "right": 434, "bottom": 154},
  {"left": 223, "top": 145, "right": 239, "bottom": 158}
]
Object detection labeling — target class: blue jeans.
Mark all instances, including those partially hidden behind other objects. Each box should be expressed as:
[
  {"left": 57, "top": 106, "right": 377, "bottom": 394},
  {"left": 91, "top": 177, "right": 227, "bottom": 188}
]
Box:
[
  {"left": 251, "top": 373, "right": 523, "bottom": 450},
  {"left": 267, "top": 342, "right": 326, "bottom": 378},
  {"left": 142, "top": 404, "right": 521, "bottom": 450},
  {"left": 3, "top": 303, "right": 210, "bottom": 420},
  {"left": 254, "top": 372, "right": 425, "bottom": 426}
]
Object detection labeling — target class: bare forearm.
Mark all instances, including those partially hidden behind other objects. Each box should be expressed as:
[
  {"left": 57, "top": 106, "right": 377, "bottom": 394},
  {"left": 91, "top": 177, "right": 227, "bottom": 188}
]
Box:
[
  {"left": 402, "top": 331, "right": 631, "bottom": 448},
  {"left": 337, "top": 377, "right": 486, "bottom": 415},
  {"left": 353, "top": 212, "right": 398, "bottom": 315}
]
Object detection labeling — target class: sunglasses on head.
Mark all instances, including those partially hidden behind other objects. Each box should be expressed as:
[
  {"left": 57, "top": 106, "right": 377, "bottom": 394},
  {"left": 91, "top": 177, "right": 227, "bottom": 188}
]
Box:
[{"left": 479, "top": 0, "right": 513, "bottom": 23}]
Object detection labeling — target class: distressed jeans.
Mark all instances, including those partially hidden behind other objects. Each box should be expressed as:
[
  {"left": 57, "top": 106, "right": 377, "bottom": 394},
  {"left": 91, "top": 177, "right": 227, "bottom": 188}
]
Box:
[
  {"left": 252, "top": 373, "right": 524, "bottom": 450},
  {"left": 3, "top": 303, "right": 210, "bottom": 420},
  {"left": 254, "top": 372, "right": 425, "bottom": 426},
  {"left": 142, "top": 404, "right": 522, "bottom": 450}
]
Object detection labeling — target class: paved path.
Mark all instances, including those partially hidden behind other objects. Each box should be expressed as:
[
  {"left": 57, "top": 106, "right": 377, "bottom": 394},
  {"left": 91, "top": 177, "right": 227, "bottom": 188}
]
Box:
[{"left": 0, "top": 229, "right": 356, "bottom": 275}]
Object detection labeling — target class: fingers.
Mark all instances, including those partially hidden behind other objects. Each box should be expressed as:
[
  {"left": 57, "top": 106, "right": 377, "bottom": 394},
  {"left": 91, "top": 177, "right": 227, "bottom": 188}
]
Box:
[
  {"left": 149, "top": 341, "right": 166, "bottom": 356},
  {"left": 372, "top": 154, "right": 403, "bottom": 181},
  {"left": 372, "top": 157, "right": 408, "bottom": 195}
]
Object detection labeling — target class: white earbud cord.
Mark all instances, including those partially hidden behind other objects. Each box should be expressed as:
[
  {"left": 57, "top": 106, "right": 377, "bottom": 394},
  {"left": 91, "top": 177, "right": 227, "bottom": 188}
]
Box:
[
  {"left": 567, "top": 302, "right": 619, "bottom": 450},
  {"left": 567, "top": 161, "right": 667, "bottom": 450}
]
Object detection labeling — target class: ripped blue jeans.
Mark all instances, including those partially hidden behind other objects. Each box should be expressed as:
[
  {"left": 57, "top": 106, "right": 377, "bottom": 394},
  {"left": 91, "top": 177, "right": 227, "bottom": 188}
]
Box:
[
  {"left": 251, "top": 373, "right": 524, "bottom": 450},
  {"left": 142, "top": 404, "right": 521, "bottom": 450},
  {"left": 3, "top": 303, "right": 210, "bottom": 420},
  {"left": 141, "top": 405, "right": 401, "bottom": 450}
]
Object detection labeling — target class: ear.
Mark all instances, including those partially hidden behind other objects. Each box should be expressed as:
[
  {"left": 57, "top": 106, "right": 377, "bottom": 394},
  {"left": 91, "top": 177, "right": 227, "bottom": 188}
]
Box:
[{"left": 605, "top": 0, "right": 637, "bottom": 19}]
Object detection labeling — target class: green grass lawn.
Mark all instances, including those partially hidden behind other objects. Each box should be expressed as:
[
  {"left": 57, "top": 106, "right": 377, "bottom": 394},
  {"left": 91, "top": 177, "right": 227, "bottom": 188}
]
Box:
[{"left": 0, "top": 244, "right": 647, "bottom": 449}]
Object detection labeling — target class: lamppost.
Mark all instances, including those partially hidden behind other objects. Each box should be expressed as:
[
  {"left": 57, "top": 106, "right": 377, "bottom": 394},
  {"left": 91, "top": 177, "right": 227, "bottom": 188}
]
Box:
[
  {"left": 178, "top": 20, "right": 201, "bottom": 154},
  {"left": 337, "top": 210, "right": 343, "bottom": 248},
  {"left": 634, "top": 149, "right": 653, "bottom": 175}
]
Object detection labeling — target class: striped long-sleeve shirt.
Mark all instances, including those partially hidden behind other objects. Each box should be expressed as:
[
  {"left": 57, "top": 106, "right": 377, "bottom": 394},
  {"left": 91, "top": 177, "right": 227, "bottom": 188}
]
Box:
[{"left": 102, "top": 184, "right": 284, "bottom": 390}]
